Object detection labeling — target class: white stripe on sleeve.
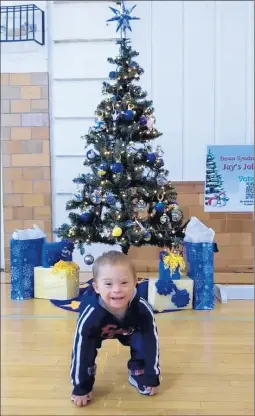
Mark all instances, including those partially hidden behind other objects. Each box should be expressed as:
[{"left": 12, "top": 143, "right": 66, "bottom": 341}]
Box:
[
  {"left": 139, "top": 298, "right": 160, "bottom": 375},
  {"left": 70, "top": 305, "right": 95, "bottom": 384}
]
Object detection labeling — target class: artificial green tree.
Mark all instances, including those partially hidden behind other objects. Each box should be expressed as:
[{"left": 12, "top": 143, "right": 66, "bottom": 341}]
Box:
[{"left": 57, "top": 1, "right": 187, "bottom": 258}]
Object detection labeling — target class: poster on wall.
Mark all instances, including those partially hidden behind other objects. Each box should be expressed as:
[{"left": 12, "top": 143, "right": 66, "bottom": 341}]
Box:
[{"left": 204, "top": 145, "right": 254, "bottom": 212}]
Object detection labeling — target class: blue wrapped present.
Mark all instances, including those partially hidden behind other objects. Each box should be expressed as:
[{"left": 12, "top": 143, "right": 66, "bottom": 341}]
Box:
[
  {"left": 10, "top": 237, "right": 45, "bottom": 300},
  {"left": 158, "top": 250, "right": 186, "bottom": 282},
  {"left": 42, "top": 240, "right": 74, "bottom": 268},
  {"left": 184, "top": 242, "right": 215, "bottom": 310}
]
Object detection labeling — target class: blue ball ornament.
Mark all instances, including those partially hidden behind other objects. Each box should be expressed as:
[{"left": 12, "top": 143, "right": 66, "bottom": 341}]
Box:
[
  {"left": 147, "top": 152, "right": 157, "bottom": 163},
  {"left": 123, "top": 110, "right": 134, "bottom": 121},
  {"left": 139, "top": 115, "right": 147, "bottom": 126},
  {"left": 155, "top": 202, "right": 165, "bottom": 213},
  {"left": 144, "top": 231, "right": 151, "bottom": 242},
  {"left": 110, "top": 162, "right": 124, "bottom": 174},
  {"left": 109, "top": 71, "right": 116, "bottom": 80},
  {"left": 125, "top": 220, "right": 133, "bottom": 228},
  {"left": 80, "top": 212, "right": 92, "bottom": 223},
  {"left": 87, "top": 149, "right": 96, "bottom": 160},
  {"left": 105, "top": 193, "right": 116, "bottom": 206},
  {"left": 99, "top": 161, "right": 108, "bottom": 171}
]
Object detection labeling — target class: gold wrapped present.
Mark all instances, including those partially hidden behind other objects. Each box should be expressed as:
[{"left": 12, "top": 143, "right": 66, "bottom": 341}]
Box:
[
  {"left": 34, "top": 260, "right": 80, "bottom": 300},
  {"left": 148, "top": 276, "right": 194, "bottom": 312}
]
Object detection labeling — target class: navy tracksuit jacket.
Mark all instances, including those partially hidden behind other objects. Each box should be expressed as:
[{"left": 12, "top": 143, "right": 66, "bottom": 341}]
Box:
[{"left": 71, "top": 285, "right": 160, "bottom": 396}]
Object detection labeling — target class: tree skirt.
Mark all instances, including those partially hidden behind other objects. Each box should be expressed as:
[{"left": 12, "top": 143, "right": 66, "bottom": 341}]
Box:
[
  {"left": 49, "top": 278, "right": 182, "bottom": 314},
  {"left": 50, "top": 278, "right": 148, "bottom": 313}
]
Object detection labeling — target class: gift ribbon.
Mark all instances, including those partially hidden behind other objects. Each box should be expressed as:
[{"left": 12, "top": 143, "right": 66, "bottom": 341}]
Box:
[
  {"left": 51, "top": 260, "right": 80, "bottom": 279},
  {"left": 163, "top": 251, "right": 186, "bottom": 275}
]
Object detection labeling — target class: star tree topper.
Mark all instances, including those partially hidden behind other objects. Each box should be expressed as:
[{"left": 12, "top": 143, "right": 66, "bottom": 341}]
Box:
[{"left": 107, "top": 1, "right": 140, "bottom": 38}]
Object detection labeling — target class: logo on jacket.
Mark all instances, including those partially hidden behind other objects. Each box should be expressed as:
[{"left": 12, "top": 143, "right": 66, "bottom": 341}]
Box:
[{"left": 101, "top": 324, "right": 135, "bottom": 339}]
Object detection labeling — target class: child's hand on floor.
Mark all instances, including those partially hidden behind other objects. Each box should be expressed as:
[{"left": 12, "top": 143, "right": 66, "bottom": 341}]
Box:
[
  {"left": 145, "top": 386, "right": 158, "bottom": 396},
  {"left": 71, "top": 392, "right": 92, "bottom": 406}
]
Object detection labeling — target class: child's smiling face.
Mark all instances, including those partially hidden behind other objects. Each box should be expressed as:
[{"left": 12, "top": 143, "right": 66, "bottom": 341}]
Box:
[{"left": 92, "top": 263, "right": 136, "bottom": 313}]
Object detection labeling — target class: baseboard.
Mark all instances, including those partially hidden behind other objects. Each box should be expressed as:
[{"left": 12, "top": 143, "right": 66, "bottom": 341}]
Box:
[{"left": 214, "top": 284, "right": 254, "bottom": 303}]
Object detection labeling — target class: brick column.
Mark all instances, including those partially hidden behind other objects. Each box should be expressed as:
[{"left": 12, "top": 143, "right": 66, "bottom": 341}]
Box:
[{"left": 1, "top": 73, "right": 52, "bottom": 273}]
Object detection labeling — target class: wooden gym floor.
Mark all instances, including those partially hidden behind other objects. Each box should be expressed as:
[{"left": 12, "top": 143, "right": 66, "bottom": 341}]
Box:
[{"left": 1, "top": 274, "right": 254, "bottom": 416}]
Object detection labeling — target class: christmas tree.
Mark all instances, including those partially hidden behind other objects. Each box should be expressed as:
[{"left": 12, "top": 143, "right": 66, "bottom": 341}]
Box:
[
  {"left": 57, "top": 1, "right": 187, "bottom": 262},
  {"left": 205, "top": 148, "right": 228, "bottom": 207}
]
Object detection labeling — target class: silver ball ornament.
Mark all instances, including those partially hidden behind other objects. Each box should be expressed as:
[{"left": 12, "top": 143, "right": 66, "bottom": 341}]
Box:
[
  {"left": 171, "top": 209, "right": 183, "bottom": 222},
  {"left": 84, "top": 254, "right": 94, "bottom": 265},
  {"left": 160, "top": 213, "right": 169, "bottom": 224},
  {"left": 156, "top": 174, "right": 168, "bottom": 186},
  {"left": 136, "top": 199, "right": 147, "bottom": 211}
]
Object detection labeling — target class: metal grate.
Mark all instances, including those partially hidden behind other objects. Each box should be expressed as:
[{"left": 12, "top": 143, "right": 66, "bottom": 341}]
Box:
[{"left": 0, "top": 4, "right": 45, "bottom": 45}]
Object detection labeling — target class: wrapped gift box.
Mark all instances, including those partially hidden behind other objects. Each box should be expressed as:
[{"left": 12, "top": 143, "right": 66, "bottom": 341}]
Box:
[
  {"left": 148, "top": 276, "right": 194, "bottom": 312},
  {"left": 184, "top": 242, "right": 215, "bottom": 310},
  {"left": 34, "top": 261, "right": 79, "bottom": 300},
  {"left": 42, "top": 241, "right": 74, "bottom": 268},
  {"left": 10, "top": 237, "right": 45, "bottom": 300}
]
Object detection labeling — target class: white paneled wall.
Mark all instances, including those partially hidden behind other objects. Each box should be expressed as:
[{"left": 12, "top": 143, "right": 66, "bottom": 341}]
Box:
[
  {"left": 246, "top": 0, "right": 254, "bottom": 145},
  {"left": 152, "top": 1, "right": 183, "bottom": 182},
  {"left": 53, "top": 42, "right": 118, "bottom": 79},
  {"left": 52, "top": 1, "right": 117, "bottom": 40},
  {"left": 54, "top": 157, "right": 88, "bottom": 194},
  {"left": 49, "top": 0, "right": 254, "bottom": 270},
  {"left": 53, "top": 119, "right": 92, "bottom": 156},
  {"left": 214, "top": 1, "right": 248, "bottom": 146},
  {"left": 52, "top": 80, "right": 105, "bottom": 118},
  {"left": 182, "top": 1, "right": 215, "bottom": 180}
]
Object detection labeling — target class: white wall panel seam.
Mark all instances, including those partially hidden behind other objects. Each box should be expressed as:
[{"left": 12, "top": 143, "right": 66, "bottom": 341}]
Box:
[
  {"left": 181, "top": 0, "right": 184, "bottom": 181},
  {"left": 150, "top": 0, "right": 153, "bottom": 102},
  {"left": 54, "top": 39, "right": 119, "bottom": 43},
  {"left": 48, "top": 1, "right": 57, "bottom": 237},
  {"left": 55, "top": 155, "right": 85, "bottom": 158},
  {"left": 246, "top": 1, "right": 254, "bottom": 144},
  {"left": 55, "top": 116, "right": 95, "bottom": 120},
  {"left": 53, "top": 78, "right": 108, "bottom": 81},
  {"left": 244, "top": 1, "right": 248, "bottom": 144},
  {"left": 213, "top": 0, "right": 216, "bottom": 145}
]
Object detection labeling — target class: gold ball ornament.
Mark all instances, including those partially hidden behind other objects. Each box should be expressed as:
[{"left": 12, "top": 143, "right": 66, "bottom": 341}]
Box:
[
  {"left": 68, "top": 227, "right": 76, "bottom": 237},
  {"left": 112, "top": 226, "right": 123, "bottom": 237},
  {"left": 98, "top": 169, "right": 107, "bottom": 177}
]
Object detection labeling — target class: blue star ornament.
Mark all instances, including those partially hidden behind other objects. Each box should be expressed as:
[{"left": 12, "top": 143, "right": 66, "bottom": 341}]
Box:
[{"left": 107, "top": 1, "right": 140, "bottom": 37}]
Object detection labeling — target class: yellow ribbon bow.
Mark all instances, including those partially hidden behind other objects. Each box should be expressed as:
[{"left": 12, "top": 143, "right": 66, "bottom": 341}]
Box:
[
  {"left": 52, "top": 260, "right": 80, "bottom": 279},
  {"left": 163, "top": 251, "right": 186, "bottom": 275}
]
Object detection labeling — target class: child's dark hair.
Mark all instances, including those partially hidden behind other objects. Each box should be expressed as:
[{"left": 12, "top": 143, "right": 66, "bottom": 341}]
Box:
[{"left": 92, "top": 250, "right": 136, "bottom": 280}]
